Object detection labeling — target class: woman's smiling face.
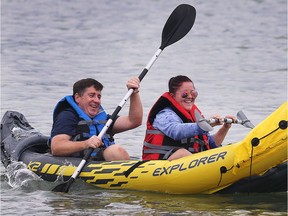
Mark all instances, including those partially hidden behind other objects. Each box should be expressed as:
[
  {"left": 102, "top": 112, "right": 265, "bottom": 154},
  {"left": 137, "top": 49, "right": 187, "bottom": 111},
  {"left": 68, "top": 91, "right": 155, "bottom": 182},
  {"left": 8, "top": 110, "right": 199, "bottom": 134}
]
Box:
[{"left": 171, "top": 81, "right": 198, "bottom": 112}]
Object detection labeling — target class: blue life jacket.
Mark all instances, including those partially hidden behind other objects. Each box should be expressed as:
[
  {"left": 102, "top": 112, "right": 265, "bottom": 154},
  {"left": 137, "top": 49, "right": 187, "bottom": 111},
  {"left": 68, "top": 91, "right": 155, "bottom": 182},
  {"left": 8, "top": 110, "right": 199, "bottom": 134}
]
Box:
[{"left": 52, "top": 96, "right": 114, "bottom": 150}]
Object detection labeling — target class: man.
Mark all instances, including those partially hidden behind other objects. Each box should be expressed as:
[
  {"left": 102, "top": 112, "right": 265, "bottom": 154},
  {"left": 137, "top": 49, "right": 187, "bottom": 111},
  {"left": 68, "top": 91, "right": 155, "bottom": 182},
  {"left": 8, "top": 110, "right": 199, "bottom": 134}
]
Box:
[{"left": 50, "top": 77, "right": 142, "bottom": 161}]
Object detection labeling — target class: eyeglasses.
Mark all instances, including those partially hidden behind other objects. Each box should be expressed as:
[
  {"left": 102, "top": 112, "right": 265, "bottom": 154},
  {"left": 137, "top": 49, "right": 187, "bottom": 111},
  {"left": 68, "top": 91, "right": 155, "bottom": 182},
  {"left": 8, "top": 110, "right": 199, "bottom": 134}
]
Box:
[{"left": 181, "top": 90, "right": 198, "bottom": 98}]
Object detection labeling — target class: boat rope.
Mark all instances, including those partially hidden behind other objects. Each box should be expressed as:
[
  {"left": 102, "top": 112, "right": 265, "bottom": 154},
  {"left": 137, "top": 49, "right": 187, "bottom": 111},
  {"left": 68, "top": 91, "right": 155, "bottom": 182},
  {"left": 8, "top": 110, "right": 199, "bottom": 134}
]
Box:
[
  {"left": 250, "top": 120, "right": 288, "bottom": 147},
  {"left": 217, "top": 165, "right": 234, "bottom": 186},
  {"left": 248, "top": 120, "right": 287, "bottom": 191},
  {"left": 217, "top": 120, "right": 287, "bottom": 189}
]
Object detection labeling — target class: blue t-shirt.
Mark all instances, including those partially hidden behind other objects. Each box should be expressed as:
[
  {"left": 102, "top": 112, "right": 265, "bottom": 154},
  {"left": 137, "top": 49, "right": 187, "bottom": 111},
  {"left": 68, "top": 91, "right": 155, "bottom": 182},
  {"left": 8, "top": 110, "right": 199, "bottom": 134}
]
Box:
[
  {"left": 152, "top": 107, "right": 218, "bottom": 148},
  {"left": 51, "top": 108, "right": 79, "bottom": 138}
]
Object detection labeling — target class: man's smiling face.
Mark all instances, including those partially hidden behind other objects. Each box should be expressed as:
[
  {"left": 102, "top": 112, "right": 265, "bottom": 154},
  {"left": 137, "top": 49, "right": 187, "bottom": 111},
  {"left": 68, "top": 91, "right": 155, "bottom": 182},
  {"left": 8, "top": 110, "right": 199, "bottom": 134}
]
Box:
[{"left": 75, "top": 86, "right": 102, "bottom": 118}]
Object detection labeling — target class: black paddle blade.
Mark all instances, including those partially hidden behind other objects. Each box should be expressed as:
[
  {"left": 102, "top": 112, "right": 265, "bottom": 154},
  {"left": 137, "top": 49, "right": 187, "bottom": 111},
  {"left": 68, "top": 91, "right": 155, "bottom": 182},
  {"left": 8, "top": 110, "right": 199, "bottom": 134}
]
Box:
[
  {"left": 52, "top": 178, "right": 75, "bottom": 193},
  {"left": 160, "top": 4, "right": 196, "bottom": 50}
]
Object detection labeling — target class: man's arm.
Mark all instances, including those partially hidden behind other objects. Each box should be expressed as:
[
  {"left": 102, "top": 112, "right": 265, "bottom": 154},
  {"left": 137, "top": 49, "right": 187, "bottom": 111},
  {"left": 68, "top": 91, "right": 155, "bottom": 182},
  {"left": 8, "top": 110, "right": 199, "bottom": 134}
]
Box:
[
  {"left": 51, "top": 134, "right": 104, "bottom": 156},
  {"left": 112, "top": 77, "right": 143, "bottom": 134},
  {"left": 112, "top": 91, "right": 143, "bottom": 133},
  {"left": 51, "top": 134, "right": 86, "bottom": 156}
]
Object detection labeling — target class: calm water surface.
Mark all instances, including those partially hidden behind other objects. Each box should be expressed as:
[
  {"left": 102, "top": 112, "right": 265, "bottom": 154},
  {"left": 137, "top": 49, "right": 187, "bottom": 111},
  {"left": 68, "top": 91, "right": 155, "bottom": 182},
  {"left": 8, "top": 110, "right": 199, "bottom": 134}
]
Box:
[{"left": 1, "top": 0, "right": 287, "bottom": 215}]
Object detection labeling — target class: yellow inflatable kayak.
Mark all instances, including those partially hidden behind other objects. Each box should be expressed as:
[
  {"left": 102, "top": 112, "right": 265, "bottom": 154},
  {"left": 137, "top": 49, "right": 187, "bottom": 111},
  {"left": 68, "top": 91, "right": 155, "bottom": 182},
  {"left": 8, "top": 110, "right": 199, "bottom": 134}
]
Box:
[{"left": 1, "top": 102, "right": 287, "bottom": 194}]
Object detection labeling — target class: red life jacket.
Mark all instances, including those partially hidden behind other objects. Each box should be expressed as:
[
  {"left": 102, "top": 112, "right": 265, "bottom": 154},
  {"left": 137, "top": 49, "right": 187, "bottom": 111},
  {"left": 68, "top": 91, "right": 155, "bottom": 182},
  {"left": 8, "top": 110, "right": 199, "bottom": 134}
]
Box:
[{"left": 142, "top": 92, "right": 210, "bottom": 160}]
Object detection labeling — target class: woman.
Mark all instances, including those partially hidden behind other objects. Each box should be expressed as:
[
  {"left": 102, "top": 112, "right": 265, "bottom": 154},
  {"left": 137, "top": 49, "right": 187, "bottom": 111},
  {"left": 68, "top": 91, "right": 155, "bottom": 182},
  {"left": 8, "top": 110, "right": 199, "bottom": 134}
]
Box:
[{"left": 142, "top": 75, "right": 235, "bottom": 161}]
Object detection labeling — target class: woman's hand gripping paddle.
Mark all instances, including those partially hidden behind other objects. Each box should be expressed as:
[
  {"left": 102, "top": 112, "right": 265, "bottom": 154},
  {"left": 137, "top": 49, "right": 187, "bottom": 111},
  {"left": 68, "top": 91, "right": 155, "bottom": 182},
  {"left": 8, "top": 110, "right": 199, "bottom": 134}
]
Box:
[
  {"left": 52, "top": 4, "right": 196, "bottom": 193},
  {"left": 194, "top": 110, "right": 255, "bottom": 132}
]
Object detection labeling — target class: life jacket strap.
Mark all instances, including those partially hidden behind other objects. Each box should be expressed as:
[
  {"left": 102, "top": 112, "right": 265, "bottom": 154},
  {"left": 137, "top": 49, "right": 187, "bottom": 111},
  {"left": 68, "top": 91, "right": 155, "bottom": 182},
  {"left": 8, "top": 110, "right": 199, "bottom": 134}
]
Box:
[
  {"left": 143, "top": 135, "right": 209, "bottom": 159},
  {"left": 78, "top": 119, "right": 107, "bottom": 126},
  {"left": 145, "top": 129, "right": 206, "bottom": 146},
  {"left": 143, "top": 142, "right": 196, "bottom": 159},
  {"left": 145, "top": 129, "right": 164, "bottom": 135},
  {"left": 180, "top": 137, "right": 206, "bottom": 145}
]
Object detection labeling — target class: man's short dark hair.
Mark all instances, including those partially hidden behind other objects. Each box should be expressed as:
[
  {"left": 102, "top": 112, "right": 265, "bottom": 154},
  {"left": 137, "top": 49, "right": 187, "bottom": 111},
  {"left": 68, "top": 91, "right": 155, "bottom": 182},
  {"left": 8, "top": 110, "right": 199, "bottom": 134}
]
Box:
[{"left": 73, "top": 78, "right": 104, "bottom": 96}]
